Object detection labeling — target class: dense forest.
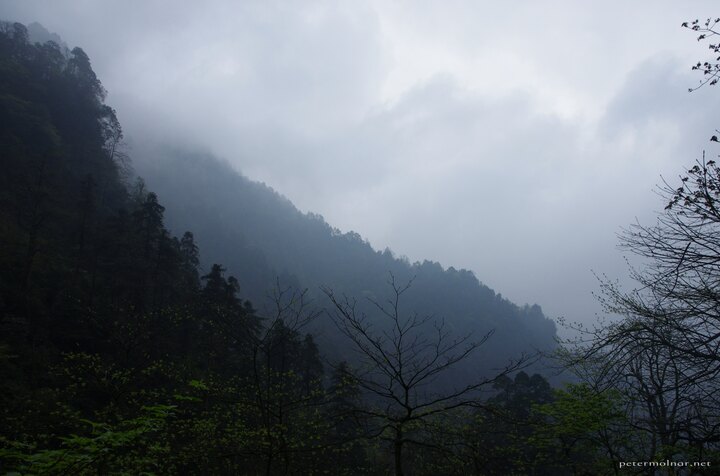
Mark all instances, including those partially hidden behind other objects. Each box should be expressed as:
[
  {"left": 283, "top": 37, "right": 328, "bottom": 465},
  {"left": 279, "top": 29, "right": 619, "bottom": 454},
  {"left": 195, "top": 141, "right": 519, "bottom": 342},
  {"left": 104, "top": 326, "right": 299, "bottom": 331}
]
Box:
[
  {"left": 133, "top": 145, "right": 558, "bottom": 382},
  {"left": 1, "top": 19, "right": 720, "bottom": 475}
]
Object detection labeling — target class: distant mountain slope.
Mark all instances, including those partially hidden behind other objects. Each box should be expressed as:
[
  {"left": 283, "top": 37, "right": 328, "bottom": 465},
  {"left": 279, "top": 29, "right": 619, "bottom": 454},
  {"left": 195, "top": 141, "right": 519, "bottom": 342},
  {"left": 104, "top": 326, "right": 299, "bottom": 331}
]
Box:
[
  {"left": 0, "top": 20, "right": 560, "bottom": 473},
  {"left": 135, "top": 147, "right": 558, "bottom": 376}
]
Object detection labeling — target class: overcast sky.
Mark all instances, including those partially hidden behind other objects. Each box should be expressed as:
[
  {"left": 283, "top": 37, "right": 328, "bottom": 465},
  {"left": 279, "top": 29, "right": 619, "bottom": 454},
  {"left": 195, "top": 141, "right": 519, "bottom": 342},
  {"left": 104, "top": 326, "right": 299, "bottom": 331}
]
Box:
[{"left": 3, "top": 1, "right": 719, "bottom": 330}]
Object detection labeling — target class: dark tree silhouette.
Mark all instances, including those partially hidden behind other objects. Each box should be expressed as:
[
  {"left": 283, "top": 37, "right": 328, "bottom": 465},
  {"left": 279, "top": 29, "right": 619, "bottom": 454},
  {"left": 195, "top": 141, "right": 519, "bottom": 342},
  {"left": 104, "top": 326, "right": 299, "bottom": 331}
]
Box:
[
  {"left": 683, "top": 18, "right": 720, "bottom": 91},
  {"left": 323, "top": 275, "right": 533, "bottom": 476},
  {"left": 573, "top": 155, "right": 720, "bottom": 458}
]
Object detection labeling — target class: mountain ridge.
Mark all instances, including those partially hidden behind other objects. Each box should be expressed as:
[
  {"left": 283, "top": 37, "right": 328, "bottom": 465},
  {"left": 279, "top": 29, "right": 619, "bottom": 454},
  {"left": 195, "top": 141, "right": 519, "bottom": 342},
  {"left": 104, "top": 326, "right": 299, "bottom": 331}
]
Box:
[{"left": 133, "top": 144, "right": 558, "bottom": 376}]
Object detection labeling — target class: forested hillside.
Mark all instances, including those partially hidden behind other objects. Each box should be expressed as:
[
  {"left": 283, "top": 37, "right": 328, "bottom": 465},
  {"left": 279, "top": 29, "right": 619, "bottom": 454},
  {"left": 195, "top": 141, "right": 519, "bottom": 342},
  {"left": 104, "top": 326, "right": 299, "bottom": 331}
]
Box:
[
  {"left": 0, "top": 21, "right": 564, "bottom": 474},
  {"left": 135, "top": 148, "right": 558, "bottom": 377},
  {"left": 4, "top": 18, "right": 719, "bottom": 475}
]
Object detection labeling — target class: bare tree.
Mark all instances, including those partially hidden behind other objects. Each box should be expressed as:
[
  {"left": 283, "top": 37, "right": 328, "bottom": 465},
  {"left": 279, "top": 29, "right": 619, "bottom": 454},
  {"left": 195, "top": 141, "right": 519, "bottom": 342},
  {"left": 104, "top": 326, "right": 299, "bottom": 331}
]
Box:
[
  {"left": 598, "top": 156, "right": 720, "bottom": 383},
  {"left": 576, "top": 325, "right": 716, "bottom": 459},
  {"left": 199, "top": 273, "right": 329, "bottom": 475},
  {"left": 323, "top": 274, "right": 532, "bottom": 476},
  {"left": 565, "top": 155, "right": 720, "bottom": 458},
  {"left": 249, "top": 281, "right": 324, "bottom": 476}
]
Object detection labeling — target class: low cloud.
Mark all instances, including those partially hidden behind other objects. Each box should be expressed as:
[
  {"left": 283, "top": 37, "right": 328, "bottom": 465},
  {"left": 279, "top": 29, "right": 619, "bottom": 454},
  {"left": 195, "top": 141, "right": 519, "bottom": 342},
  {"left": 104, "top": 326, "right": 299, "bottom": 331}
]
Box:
[{"left": 2, "top": 1, "right": 719, "bottom": 329}]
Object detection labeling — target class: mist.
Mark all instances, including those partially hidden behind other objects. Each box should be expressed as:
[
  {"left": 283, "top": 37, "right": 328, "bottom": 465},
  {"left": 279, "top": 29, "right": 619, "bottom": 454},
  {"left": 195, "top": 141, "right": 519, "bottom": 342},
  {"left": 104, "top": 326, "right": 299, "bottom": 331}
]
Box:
[
  {"left": 2, "top": 0, "right": 718, "bottom": 327},
  {"left": 7, "top": 2, "right": 720, "bottom": 473}
]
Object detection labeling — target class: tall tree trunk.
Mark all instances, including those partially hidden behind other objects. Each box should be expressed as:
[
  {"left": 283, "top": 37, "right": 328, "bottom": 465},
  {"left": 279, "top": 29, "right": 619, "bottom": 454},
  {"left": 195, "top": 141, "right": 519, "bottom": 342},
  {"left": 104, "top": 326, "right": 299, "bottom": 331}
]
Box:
[{"left": 394, "top": 426, "right": 404, "bottom": 476}]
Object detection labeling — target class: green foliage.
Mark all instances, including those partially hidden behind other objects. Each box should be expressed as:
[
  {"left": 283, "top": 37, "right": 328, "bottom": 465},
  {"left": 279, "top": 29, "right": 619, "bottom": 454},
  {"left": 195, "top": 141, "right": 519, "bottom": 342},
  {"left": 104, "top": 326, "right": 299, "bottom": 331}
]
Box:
[
  {"left": 3, "top": 405, "right": 175, "bottom": 475},
  {"left": 451, "top": 373, "right": 555, "bottom": 475},
  {"left": 0, "top": 21, "right": 567, "bottom": 475},
  {"left": 529, "top": 383, "right": 628, "bottom": 474}
]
